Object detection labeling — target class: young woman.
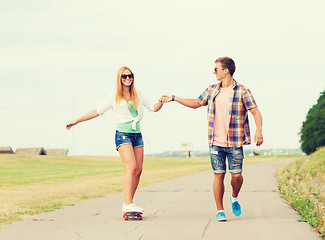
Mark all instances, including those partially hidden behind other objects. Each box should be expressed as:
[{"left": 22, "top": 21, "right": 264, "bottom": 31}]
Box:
[{"left": 66, "top": 66, "right": 164, "bottom": 214}]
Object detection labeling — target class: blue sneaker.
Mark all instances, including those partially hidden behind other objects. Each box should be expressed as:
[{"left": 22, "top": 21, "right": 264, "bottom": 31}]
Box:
[
  {"left": 216, "top": 211, "right": 227, "bottom": 222},
  {"left": 230, "top": 196, "right": 241, "bottom": 216}
]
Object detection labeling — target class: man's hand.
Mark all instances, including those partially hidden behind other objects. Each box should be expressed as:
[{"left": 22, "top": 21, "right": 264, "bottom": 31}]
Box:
[
  {"left": 159, "top": 95, "right": 202, "bottom": 109},
  {"left": 249, "top": 107, "right": 263, "bottom": 146},
  {"left": 254, "top": 130, "right": 263, "bottom": 146}
]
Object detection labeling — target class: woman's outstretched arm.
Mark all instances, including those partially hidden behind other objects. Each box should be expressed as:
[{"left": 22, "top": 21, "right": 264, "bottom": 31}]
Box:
[{"left": 66, "top": 109, "right": 99, "bottom": 130}]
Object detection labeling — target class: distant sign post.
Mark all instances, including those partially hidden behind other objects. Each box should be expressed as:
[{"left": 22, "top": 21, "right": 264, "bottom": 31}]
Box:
[{"left": 182, "top": 143, "right": 193, "bottom": 157}]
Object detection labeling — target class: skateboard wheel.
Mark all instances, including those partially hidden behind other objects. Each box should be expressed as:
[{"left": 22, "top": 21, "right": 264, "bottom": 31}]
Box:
[{"left": 123, "top": 212, "right": 142, "bottom": 220}]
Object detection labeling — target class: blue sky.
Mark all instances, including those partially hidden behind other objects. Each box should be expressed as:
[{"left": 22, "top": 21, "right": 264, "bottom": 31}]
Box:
[{"left": 1, "top": 0, "right": 324, "bottom": 155}]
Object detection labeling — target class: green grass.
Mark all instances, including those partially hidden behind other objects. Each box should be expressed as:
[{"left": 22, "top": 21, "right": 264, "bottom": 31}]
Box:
[
  {"left": 0, "top": 154, "right": 212, "bottom": 225},
  {"left": 0, "top": 154, "right": 286, "bottom": 226},
  {"left": 0, "top": 155, "right": 124, "bottom": 187},
  {"left": 277, "top": 147, "right": 325, "bottom": 238}
]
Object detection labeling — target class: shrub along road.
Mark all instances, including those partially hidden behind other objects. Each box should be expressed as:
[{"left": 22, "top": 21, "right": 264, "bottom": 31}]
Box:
[{"left": 0, "top": 158, "right": 322, "bottom": 240}]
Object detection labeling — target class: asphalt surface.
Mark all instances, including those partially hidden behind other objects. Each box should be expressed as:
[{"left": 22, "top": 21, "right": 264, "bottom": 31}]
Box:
[{"left": 0, "top": 159, "right": 322, "bottom": 240}]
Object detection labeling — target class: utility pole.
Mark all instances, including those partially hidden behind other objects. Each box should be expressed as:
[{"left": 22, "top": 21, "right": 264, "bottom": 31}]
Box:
[{"left": 63, "top": 94, "right": 85, "bottom": 155}]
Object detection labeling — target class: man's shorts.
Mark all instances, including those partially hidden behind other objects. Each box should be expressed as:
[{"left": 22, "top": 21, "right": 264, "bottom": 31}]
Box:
[
  {"left": 209, "top": 145, "right": 244, "bottom": 174},
  {"left": 115, "top": 130, "right": 144, "bottom": 151}
]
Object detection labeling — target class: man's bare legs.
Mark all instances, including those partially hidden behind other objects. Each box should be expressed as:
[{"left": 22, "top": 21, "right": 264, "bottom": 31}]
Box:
[
  {"left": 213, "top": 173, "right": 225, "bottom": 210},
  {"left": 213, "top": 172, "right": 243, "bottom": 210},
  {"left": 231, "top": 173, "right": 243, "bottom": 198}
]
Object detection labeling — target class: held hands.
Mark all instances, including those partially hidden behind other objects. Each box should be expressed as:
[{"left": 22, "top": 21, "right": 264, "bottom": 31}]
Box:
[
  {"left": 155, "top": 95, "right": 172, "bottom": 112},
  {"left": 159, "top": 94, "right": 173, "bottom": 103}
]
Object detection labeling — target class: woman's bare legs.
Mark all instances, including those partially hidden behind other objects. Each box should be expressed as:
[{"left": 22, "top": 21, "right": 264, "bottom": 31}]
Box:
[{"left": 118, "top": 145, "right": 143, "bottom": 205}]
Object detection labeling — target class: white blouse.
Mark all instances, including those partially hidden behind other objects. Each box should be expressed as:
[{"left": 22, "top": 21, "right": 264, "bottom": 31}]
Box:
[{"left": 96, "top": 90, "right": 156, "bottom": 130}]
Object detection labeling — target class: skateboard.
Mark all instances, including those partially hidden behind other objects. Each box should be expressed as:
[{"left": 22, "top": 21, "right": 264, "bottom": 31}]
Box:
[{"left": 123, "top": 211, "right": 143, "bottom": 221}]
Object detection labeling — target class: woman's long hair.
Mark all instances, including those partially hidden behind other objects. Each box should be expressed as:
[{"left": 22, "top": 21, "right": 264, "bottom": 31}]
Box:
[{"left": 116, "top": 66, "right": 139, "bottom": 109}]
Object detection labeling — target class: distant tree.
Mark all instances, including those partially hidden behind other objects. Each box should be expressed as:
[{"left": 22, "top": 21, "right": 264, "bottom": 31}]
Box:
[{"left": 300, "top": 90, "right": 325, "bottom": 155}]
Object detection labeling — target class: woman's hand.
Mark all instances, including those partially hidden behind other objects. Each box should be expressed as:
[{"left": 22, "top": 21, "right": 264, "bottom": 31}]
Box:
[{"left": 66, "top": 120, "right": 78, "bottom": 130}]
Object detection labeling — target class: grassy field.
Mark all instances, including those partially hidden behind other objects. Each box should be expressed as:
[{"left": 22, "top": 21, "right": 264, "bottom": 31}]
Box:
[
  {"left": 277, "top": 147, "right": 325, "bottom": 238},
  {"left": 0, "top": 154, "right": 283, "bottom": 226}
]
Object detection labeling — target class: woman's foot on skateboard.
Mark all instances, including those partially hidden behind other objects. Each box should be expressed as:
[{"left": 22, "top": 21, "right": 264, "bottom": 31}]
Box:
[{"left": 122, "top": 203, "right": 144, "bottom": 213}]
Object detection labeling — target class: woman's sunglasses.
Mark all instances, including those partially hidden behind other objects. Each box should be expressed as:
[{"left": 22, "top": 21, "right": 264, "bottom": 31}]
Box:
[{"left": 121, "top": 74, "right": 134, "bottom": 79}]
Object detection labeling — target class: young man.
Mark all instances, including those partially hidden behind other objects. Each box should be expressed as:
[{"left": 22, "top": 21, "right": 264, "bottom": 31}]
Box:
[{"left": 162, "top": 57, "right": 263, "bottom": 221}]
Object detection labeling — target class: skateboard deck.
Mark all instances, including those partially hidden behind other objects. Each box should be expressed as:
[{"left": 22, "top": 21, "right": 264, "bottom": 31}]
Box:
[{"left": 123, "top": 211, "right": 143, "bottom": 220}]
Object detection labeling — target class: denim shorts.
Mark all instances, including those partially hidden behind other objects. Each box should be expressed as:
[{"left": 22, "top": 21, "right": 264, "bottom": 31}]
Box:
[
  {"left": 115, "top": 131, "right": 144, "bottom": 151},
  {"left": 209, "top": 145, "right": 244, "bottom": 174}
]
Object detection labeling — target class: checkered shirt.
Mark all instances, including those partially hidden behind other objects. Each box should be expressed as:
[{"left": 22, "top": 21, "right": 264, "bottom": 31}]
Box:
[{"left": 196, "top": 80, "right": 257, "bottom": 147}]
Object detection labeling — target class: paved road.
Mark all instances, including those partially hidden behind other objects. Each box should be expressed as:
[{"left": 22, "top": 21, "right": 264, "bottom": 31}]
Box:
[{"left": 0, "top": 159, "right": 322, "bottom": 240}]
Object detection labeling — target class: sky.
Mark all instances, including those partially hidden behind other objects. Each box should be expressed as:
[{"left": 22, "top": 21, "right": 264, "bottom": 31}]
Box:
[{"left": 1, "top": 0, "right": 324, "bottom": 156}]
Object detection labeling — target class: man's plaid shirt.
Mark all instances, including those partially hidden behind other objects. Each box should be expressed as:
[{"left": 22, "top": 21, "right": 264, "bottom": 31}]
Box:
[{"left": 196, "top": 80, "right": 257, "bottom": 148}]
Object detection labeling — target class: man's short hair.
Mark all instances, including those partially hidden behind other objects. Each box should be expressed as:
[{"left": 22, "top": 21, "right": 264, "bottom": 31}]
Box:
[{"left": 215, "top": 57, "right": 236, "bottom": 76}]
